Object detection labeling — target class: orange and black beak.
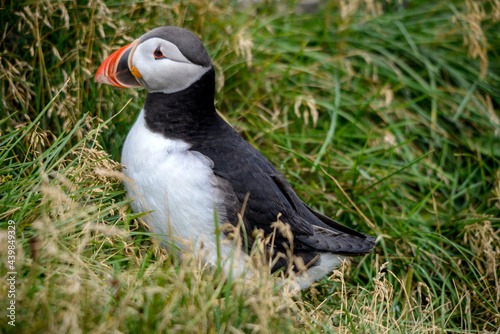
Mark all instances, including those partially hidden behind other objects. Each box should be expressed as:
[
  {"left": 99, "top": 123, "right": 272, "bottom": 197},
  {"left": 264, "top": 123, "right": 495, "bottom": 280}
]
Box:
[{"left": 95, "top": 40, "right": 142, "bottom": 88}]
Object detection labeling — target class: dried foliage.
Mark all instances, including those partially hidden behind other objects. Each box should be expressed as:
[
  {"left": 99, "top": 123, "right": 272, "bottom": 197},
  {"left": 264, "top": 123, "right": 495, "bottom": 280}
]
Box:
[{"left": 1, "top": 0, "right": 500, "bottom": 332}]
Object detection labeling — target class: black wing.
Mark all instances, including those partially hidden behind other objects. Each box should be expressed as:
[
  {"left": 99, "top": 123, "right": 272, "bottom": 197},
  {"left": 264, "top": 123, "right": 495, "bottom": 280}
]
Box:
[{"left": 191, "top": 117, "right": 375, "bottom": 256}]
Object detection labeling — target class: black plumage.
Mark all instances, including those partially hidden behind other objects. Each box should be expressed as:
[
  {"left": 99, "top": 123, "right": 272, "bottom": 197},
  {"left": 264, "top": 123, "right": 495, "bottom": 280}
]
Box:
[{"left": 143, "top": 67, "right": 375, "bottom": 270}]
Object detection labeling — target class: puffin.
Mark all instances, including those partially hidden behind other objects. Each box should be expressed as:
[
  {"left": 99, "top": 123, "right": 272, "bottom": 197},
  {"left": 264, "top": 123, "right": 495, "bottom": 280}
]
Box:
[{"left": 95, "top": 26, "right": 375, "bottom": 289}]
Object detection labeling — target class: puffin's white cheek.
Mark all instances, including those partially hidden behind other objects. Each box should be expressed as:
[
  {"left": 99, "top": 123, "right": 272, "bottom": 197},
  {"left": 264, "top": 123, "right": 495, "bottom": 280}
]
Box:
[
  {"left": 162, "top": 63, "right": 210, "bottom": 90},
  {"left": 141, "top": 60, "right": 211, "bottom": 94},
  {"left": 143, "top": 60, "right": 175, "bottom": 89}
]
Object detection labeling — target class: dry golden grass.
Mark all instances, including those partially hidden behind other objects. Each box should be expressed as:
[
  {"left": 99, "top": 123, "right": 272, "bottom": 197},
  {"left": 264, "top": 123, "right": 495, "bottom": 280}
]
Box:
[{"left": 1, "top": 0, "right": 500, "bottom": 332}]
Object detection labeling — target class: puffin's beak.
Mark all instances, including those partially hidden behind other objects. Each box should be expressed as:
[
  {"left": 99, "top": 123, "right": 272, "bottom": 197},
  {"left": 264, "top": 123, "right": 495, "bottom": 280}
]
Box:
[{"left": 95, "top": 39, "right": 141, "bottom": 88}]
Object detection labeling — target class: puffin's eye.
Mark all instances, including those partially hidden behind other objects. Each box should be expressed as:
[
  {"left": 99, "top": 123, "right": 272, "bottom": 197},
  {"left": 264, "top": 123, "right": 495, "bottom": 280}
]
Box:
[{"left": 154, "top": 48, "right": 165, "bottom": 59}]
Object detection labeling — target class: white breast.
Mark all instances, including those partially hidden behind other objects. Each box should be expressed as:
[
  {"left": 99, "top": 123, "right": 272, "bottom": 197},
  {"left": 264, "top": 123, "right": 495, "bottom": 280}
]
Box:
[{"left": 121, "top": 110, "right": 246, "bottom": 271}]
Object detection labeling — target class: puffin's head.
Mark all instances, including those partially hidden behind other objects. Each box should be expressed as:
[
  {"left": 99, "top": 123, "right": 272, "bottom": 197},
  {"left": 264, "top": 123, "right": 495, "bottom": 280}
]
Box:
[{"left": 95, "top": 27, "right": 213, "bottom": 94}]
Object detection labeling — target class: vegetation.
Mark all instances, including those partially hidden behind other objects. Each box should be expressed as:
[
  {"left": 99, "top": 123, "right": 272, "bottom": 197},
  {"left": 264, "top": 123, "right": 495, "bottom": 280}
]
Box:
[{"left": 1, "top": 0, "right": 499, "bottom": 332}]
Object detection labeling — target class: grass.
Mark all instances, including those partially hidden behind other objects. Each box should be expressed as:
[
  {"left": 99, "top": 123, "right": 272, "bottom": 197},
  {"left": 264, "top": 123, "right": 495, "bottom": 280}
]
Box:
[{"left": 1, "top": 0, "right": 500, "bottom": 332}]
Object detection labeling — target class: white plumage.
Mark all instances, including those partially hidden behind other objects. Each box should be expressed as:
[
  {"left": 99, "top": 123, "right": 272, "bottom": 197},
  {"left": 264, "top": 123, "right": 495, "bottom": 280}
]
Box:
[{"left": 122, "top": 110, "right": 246, "bottom": 271}]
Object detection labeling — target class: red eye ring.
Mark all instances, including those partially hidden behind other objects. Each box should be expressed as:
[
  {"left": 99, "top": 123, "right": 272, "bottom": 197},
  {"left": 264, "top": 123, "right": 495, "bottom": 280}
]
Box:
[{"left": 154, "top": 48, "right": 165, "bottom": 59}]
